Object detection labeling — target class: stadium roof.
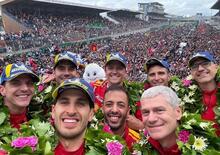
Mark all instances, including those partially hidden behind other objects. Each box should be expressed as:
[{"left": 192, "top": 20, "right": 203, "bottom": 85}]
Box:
[
  {"left": 0, "top": 0, "right": 112, "bottom": 14},
  {"left": 108, "top": 9, "right": 142, "bottom": 16},
  {"left": 211, "top": 0, "right": 220, "bottom": 9},
  {"left": 138, "top": 2, "right": 163, "bottom": 6}
]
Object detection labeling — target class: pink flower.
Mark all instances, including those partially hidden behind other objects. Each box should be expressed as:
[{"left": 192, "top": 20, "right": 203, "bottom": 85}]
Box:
[
  {"left": 106, "top": 141, "right": 123, "bottom": 155},
  {"left": 178, "top": 130, "right": 190, "bottom": 143},
  {"left": 38, "top": 84, "right": 44, "bottom": 92},
  {"left": 103, "top": 124, "right": 113, "bottom": 134},
  {"left": 144, "top": 129, "right": 149, "bottom": 137},
  {"left": 11, "top": 136, "right": 38, "bottom": 151},
  {"left": 182, "top": 79, "right": 192, "bottom": 87}
]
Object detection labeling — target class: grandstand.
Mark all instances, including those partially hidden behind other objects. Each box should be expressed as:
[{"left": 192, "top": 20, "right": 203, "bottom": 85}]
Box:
[
  {"left": 211, "top": 0, "right": 220, "bottom": 29},
  {"left": 0, "top": 0, "right": 112, "bottom": 33},
  {"left": 0, "top": 0, "right": 156, "bottom": 52}
]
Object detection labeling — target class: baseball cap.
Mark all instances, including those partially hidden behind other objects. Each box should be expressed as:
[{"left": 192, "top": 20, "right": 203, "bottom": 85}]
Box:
[
  {"left": 0, "top": 63, "right": 39, "bottom": 84},
  {"left": 52, "top": 78, "right": 94, "bottom": 108},
  {"left": 189, "top": 51, "right": 214, "bottom": 67},
  {"left": 54, "top": 51, "right": 77, "bottom": 68},
  {"left": 106, "top": 52, "right": 128, "bottom": 67},
  {"left": 145, "top": 58, "right": 170, "bottom": 72}
]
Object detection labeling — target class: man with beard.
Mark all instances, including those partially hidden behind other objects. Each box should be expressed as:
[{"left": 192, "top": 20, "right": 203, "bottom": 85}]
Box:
[
  {"left": 102, "top": 84, "right": 140, "bottom": 151},
  {"left": 0, "top": 63, "right": 39, "bottom": 129},
  {"left": 51, "top": 78, "right": 94, "bottom": 154},
  {"left": 188, "top": 51, "right": 220, "bottom": 136}
]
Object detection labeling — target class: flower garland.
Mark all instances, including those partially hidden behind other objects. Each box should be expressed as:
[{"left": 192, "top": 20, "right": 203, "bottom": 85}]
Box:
[
  {"left": 30, "top": 82, "right": 56, "bottom": 120},
  {"left": 0, "top": 97, "right": 18, "bottom": 147},
  {"left": 170, "top": 66, "right": 220, "bottom": 125},
  {"left": 123, "top": 80, "right": 144, "bottom": 114},
  {"left": 0, "top": 96, "right": 57, "bottom": 154},
  {"left": 1, "top": 119, "right": 57, "bottom": 154},
  {"left": 132, "top": 112, "right": 220, "bottom": 155},
  {"left": 132, "top": 129, "right": 157, "bottom": 155},
  {"left": 85, "top": 128, "right": 130, "bottom": 155},
  {"left": 177, "top": 112, "right": 220, "bottom": 155}
]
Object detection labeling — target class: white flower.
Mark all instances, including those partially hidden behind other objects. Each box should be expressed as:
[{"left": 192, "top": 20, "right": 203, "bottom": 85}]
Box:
[
  {"left": 186, "top": 75, "right": 193, "bottom": 80},
  {"left": 188, "top": 91, "right": 195, "bottom": 97},
  {"left": 92, "top": 116, "right": 98, "bottom": 122},
  {"left": 187, "top": 118, "right": 197, "bottom": 125},
  {"left": 180, "top": 100, "right": 185, "bottom": 106},
  {"left": 183, "top": 95, "right": 196, "bottom": 103},
  {"left": 199, "top": 122, "right": 209, "bottom": 130},
  {"left": 44, "top": 85, "right": 53, "bottom": 93},
  {"left": 192, "top": 136, "right": 208, "bottom": 151},
  {"left": 171, "top": 82, "right": 180, "bottom": 91},
  {"left": 189, "top": 85, "right": 198, "bottom": 90},
  {"left": 183, "top": 95, "right": 191, "bottom": 103},
  {"left": 132, "top": 150, "right": 142, "bottom": 155}
]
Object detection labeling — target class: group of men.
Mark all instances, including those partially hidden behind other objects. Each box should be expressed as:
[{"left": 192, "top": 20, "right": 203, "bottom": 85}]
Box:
[{"left": 0, "top": 49, "right": 219, "bottom": 154}]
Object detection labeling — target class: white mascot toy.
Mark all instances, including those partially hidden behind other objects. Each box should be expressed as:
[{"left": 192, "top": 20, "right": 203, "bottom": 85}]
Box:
[{"left": 83, "top": 63, "right": 105, "bottom": 83}]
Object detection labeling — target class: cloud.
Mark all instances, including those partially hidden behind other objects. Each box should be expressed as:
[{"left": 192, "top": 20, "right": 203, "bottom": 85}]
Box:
[{"left": 63, "top": 0, "right": 218, "bottom": 16}]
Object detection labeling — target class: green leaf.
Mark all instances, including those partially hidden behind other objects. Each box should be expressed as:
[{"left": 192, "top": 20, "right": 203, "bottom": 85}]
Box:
[
  {"left": 0, "top": 112, "right": 7, "bottom": 125},
  {"left": 44, "top": 141, "right": 52, "bottom": 155}
]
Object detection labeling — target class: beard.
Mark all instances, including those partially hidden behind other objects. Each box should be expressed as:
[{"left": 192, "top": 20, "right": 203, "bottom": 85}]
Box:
[{"left": 104, "top": 111, "right": 127, "bottom": 132}]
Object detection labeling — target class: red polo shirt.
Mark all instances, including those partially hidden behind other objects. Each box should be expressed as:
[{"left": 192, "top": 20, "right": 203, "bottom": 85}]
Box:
[
  {"left": 201, "top": 83, "right": 220, "bottom": 136},
  {"left": 10, "top": 110, "right": 27, "bottom": 129},
  {"left": 148, "top": 137, "right": 181, "bottom": 155},
  {"left": 54, "top": 142, "right": 85, "bottom": 155}
]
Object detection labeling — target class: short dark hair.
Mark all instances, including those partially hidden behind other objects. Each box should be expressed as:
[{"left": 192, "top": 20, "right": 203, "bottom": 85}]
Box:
[{"left": 104, "top": 84, "right": 129, "bottom": 103}]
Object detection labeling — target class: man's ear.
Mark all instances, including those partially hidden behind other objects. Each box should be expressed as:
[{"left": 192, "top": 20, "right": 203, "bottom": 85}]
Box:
[
  {"left": 175, "top": 106, "right": 182, "bottom": 121},
  {"left": 88, "top": 108, "right": 94, "bottom": 122},
  {"left": 51, "top": 105, "right": 55, "bottom": 120},
  {"left": 127, "top": 106, "right": 131, "bottom": 116},
  {"left": 0, "top": 85, "right": 6, "bottom": 96}
]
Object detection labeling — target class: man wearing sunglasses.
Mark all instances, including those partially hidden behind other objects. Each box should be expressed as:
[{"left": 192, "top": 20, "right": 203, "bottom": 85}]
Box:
[{"left": 189, "top": 51, "right": 220, "bottom": 136}]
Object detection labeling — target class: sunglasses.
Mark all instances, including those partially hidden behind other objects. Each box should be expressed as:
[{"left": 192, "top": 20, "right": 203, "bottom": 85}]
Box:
[{"left": 190, "top": 61, "right": 211, "bottom": 71}]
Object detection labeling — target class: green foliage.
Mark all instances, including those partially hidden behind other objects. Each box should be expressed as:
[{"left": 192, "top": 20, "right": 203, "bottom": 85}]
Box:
[
  {"left": 30, "top": 84, "right": 56, "bottom": 120},
  {"left": 124, "top": 80, "right": 144, "bottom": 114},
  {"left": 177, "top": 113, "right": 220, "bottom": 155},
  {"left": 1, "top": 119, "right": 57, "bottom": 155},
  {"left": 85, "top": 128, "right": 130, "bottom": 154}
]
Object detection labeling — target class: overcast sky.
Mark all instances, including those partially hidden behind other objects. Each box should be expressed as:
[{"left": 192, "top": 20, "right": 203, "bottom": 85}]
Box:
[{"left": 65, "top": 0, "right": 218, "bottom": 16}]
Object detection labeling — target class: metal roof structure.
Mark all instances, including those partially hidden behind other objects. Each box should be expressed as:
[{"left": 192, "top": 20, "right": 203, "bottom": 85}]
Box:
[{"left": 211, "top": 0, "right": 220, "bottom": 9}]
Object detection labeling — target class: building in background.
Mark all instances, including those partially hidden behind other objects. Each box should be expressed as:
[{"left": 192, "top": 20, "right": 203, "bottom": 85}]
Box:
[{"left": 138, "top": 2, "right": 166, "bottom": 21}]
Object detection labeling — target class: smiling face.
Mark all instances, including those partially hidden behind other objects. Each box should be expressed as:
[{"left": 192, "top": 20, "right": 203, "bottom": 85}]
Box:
[
  {"left": 147, "top": 65, "right": 170, "bottom": 87},
  {"left": 105, "top": 61, "right": 127, "bottom": 85},
  {"left": 52, "top": 89, "right": 94, "bottom": 140},
  {"left": 141, "top": 95, "right": 181, "bottom": 142},
  {"left": 0, "top": 74, "right": 35, "bottom": 114},
  {"left": 54, "top": 60, "right": 78, "bottom": 84},
  {"left": 102, "top": 90, "right": 129, "bottom": 132},
  {"left": 190, "top": 58, "right": 218, "bottom": 86}
]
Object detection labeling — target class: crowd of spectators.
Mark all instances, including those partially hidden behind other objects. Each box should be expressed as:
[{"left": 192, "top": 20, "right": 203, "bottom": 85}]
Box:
[
  {"left": 1, "top": 20, "right": 219, "bottom": 82},
  {"left": 1, "top": 7, "right": 153, "bottom": 51}
]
